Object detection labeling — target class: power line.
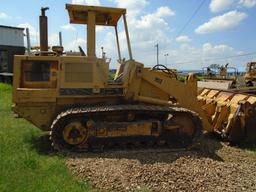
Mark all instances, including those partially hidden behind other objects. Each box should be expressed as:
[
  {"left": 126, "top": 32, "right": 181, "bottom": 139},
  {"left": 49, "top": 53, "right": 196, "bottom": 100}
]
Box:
[
  {"left": 173, "top": 51, "right": 256, "bottom": 65},
  {"left": 172, "top": 0, "right": 255, "bottom": 66},
  {"left": 204, "top": 51, "right": 256, "bottom": 61},
  {"left": 176, "top": 0, "right": 206, "bottom": 37}
]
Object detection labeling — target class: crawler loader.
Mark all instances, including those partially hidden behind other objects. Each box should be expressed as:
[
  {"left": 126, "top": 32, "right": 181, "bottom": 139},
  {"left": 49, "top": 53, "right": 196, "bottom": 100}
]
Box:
[
  {"left": 12, "top": 4, "right": 256, "bottom": 152},
  {"left": 244, "top": 61, "right": 256, "bottom": 87},
  {"left": 198, "top": 64, "right": 238, "bottom": 90}
]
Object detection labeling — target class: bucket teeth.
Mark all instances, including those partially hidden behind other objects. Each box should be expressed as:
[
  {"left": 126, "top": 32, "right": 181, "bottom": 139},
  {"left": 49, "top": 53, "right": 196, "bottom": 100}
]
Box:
[{"left": 198, "top": 88, "right": 256, "bottom": 142}]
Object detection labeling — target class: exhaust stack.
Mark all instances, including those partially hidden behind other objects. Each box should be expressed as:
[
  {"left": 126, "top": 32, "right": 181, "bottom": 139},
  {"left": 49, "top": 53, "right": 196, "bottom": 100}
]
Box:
[
  {"left": 25, "top": 28, "right": 31, "bottom": 54},
  {"left": 39, "top": 7, "right": 49, "bottom": 52},
  {"left": 59, "top": 32, "right": 62, "bottom": 47}
]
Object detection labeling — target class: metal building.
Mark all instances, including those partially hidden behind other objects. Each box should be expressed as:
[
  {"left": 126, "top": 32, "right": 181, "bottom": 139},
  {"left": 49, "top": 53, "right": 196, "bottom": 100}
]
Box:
[{"left": 0, "top": 25, "right": 25, "bottom": 82}]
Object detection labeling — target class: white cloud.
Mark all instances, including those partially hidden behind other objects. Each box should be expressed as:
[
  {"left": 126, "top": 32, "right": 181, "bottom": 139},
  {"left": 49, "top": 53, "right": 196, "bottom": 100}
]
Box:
[
  {"left": 65, "top": 38, "right": 86, "bottom": 51},
  {"left": 96, "top": 26, "right": 104, "bottom": 32},
  {"left": 195, "top": 10, "right": 247, "bottom": 34},
  {"left": 210, "top": 0, "right": 235, "bottom": 12},
  {"left": 165, "top": 42, "right": 241, "bottom": 70},
  {"left": 0, "top": 12, "right": 8, "bottom": 19},
  {"left": 202, "top": 43, "right": 234, "bottom": 55},
  {"left": 18, "top": 23, "right": 39, "bottom": 45},
  {"left": 239, "top": 0, "right": 256, "bottom": 7},
  {"left": 123, "top": 6, "right": 174, "bottom": 52},
  {"left": 113, "top": 0, "right": 175, "bottom": 51},
  {"left": 114, "top": 0, "right": 148, "bottom": 17},
  {"left": 175, "top": 35, "right": 191, "bottom": 43},
  {"left": 100, "top": 4, "right": 176, "bottom": 66},
  {"left": 18, "top": 23, "right": 37, "bottom": 37},
  {"left": 61, "top": 24, "right": 76, "bottom": 31},
  {"left": 49, "top": 33, "right": 59, "bottom": 46},
  {"left": 209, "top": 0, "right": 256, "bottom": 12},
  {"left": 155, "top": 6, "right": 175, "bottom": 17},
  {"left": 72, "top": 0, "right": 100, "bottom": 5}
]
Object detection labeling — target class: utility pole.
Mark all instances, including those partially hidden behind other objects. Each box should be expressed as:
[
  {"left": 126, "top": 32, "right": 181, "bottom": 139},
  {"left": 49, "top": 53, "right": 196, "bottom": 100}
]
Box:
[
  {"left": 164, "top": 53, "right": 169, "bottom": 67},
  {"left": 155, "top": 44, "right": 159, "bottom": 65}
]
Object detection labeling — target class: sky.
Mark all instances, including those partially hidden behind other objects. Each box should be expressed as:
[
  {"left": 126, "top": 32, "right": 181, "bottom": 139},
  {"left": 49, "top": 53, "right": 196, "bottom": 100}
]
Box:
[{"left": 0, "top": 0, "right": 256, "bottom": 71}]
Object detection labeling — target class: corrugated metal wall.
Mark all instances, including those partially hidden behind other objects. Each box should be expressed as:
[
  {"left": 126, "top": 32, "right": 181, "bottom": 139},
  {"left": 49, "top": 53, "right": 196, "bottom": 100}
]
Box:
[{"left": 0, "top": 26, "right": 24, "bottom": 47}]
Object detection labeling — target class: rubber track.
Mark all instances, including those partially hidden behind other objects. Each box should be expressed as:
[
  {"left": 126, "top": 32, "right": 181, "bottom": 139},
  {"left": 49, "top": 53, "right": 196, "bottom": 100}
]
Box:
[{"left": 50, "top": 104, "right": 202, "bottom": 152}]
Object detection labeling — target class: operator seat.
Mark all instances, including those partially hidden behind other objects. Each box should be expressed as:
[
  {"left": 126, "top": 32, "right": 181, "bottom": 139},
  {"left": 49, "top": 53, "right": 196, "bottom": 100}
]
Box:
[{"left": 113, "top": 61, "right": 131, "bottom": 84}]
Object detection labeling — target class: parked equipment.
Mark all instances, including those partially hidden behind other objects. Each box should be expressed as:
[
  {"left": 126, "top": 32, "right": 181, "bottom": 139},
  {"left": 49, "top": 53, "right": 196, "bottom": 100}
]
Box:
[
  {"left": 244, "top": 62, "right": 256, "bottom": 87},
  {"left": 198, "top": 64, "right": 238, "bottom": 90},
  {"left": 12, "top": 5, "right": 256, "bottom": 152}
]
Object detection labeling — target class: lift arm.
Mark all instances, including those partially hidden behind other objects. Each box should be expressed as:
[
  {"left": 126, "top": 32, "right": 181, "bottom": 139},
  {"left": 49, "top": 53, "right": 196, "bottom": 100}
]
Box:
[{"left": 125, "top": 66, "right": 214, "bottom": 132}]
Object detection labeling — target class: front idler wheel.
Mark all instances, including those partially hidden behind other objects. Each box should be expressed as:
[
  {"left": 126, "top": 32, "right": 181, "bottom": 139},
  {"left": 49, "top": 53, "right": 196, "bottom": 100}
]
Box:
[
  {"left": 50, "top": 116, "right": 89, "bottom": 152},
  {"left": 62, "top": 122, "right": 88, "bottom": 145}
]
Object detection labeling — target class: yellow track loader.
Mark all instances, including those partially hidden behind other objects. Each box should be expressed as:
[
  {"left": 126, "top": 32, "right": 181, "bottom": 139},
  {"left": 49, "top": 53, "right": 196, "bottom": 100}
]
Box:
[
  {"left": 198, "top": 64, "right": 238, "bottom": 90},
  {"left": 12, "top": 4, "right": 256, "bottom": 151},
  {"left": 244, "top": 61, "right": 256, "bottom": 87}
]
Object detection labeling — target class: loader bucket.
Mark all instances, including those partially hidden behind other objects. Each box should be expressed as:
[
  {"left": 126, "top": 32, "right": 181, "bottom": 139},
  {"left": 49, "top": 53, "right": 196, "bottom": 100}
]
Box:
[{"left": 198, "top": 88, "right": 256, "bottom": 142}]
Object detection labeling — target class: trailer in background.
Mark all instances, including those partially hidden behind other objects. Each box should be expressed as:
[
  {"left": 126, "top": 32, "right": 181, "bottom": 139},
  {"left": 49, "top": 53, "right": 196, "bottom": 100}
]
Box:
[{"left": 0, "top": 25, "right": 25, "bottom": 83}]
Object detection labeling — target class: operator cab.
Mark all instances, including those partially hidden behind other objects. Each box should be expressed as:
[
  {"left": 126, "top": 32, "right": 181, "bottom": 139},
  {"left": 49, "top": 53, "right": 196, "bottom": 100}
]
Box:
[
  {"left": 14, "top": 4, "right": 138, "bottom": 96},
  {"left": 66, "top": 4, "right": 134, "bottom": 83}
]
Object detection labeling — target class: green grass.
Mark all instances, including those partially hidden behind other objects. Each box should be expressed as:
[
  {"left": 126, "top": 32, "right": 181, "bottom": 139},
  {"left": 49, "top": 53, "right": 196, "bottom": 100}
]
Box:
[
  {"left": 0, "top": 83, "right": 92, "bottom": 192},
  {"left": 177, "top": 75, "right": 204, "bottom": 82},
  {"left": 109, "top": 71, "right": 115, "bottom": 80}
]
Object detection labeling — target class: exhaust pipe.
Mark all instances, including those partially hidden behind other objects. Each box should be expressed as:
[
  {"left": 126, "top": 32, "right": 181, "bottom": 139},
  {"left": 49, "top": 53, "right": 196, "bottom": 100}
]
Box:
[
  {"left": 59, "top": 31, "right": 63, "bottom": 47},
  {"left": 25, "top": 28, "right": 31, "bottom": 54},
  {"left": 39, "top": 7, "right": 49, "bottom": 52}
]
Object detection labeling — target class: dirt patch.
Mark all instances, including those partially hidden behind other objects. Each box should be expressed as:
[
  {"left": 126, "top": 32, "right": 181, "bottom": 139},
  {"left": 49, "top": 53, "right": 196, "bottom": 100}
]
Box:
[{"left": 66, "top": 136, "right": 256, "bottom": 192}]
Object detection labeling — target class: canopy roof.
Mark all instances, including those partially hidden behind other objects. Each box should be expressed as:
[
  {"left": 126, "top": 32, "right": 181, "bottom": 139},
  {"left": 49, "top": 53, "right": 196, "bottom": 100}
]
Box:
[{"left": 66, "top": 4, "right": 126, "bottom": 26}]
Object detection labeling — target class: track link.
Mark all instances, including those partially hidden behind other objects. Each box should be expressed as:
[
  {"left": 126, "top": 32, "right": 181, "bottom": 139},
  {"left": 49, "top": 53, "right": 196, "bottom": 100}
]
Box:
[{"left": 49, "top": 104, "right": 202, "bottom": 152}]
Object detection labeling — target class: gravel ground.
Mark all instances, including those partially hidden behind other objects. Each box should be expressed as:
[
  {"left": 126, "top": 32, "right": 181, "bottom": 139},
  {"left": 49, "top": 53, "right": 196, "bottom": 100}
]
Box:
[{"left": 66, "top": 136, "right": 256, "bottom": 192}]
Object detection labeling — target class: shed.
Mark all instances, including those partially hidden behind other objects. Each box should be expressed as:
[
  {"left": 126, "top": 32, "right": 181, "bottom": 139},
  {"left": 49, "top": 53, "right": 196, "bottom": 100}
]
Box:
[{"left": 0, "top": 25, "right": 25, "bottom": 81}]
